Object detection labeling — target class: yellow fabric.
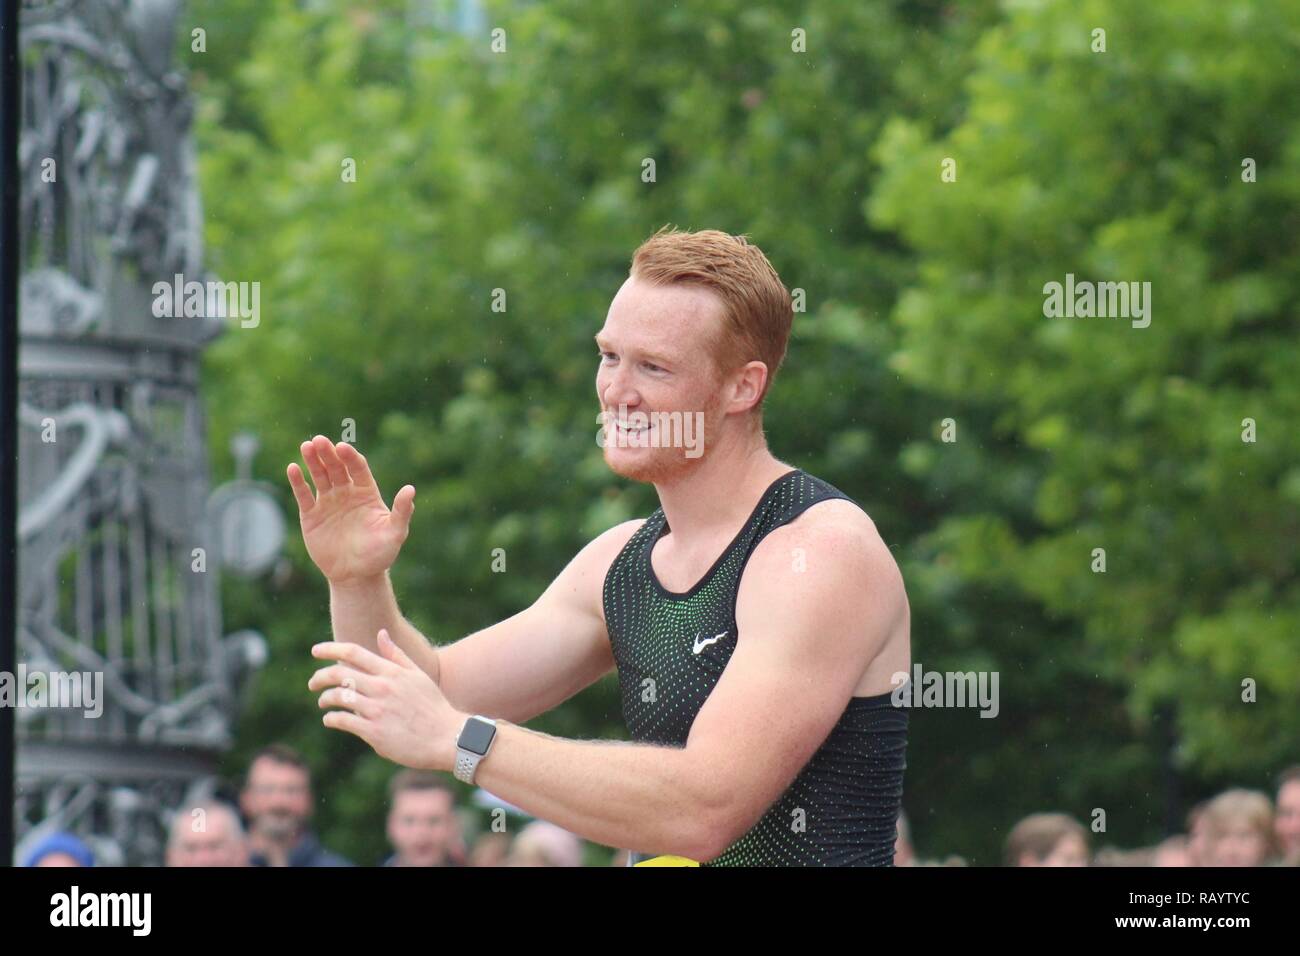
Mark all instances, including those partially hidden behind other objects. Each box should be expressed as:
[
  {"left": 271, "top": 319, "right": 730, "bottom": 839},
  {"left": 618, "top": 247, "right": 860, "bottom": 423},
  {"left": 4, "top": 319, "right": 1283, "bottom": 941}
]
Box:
[{"left": 633, "top": 854, "right": 700, "bottom": 867}]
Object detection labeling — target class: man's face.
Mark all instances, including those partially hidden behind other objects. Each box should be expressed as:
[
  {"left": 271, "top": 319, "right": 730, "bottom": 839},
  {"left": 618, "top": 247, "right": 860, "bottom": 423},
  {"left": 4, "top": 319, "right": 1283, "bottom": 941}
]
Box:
[
  {"left": 386, "top": 789, "right": 456, "bottom": 866},
  {"left": 1275, "top": 781, "right": 1300, "bottom": 862},
  {"left": 1020, "top": 834, "right": 1089, "bottom": 867},
  {"left": 595, "top": 277, "right": 740, "bottom": 484},
  {"left": 1041, "top": 834, "right": 1090, "bottom": 866},
  {"left": 242, "top": 759, "right": 312, "bottom": 840},
  {"left": 167, "top": 812, "right": 248, "bottom": 867}
]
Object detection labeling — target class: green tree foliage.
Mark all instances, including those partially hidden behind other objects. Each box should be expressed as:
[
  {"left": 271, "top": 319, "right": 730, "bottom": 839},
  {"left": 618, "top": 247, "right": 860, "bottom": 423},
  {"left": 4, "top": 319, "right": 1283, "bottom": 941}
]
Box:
[{"left": 870, "top": 0, "right": 1300, "bottom": 856}]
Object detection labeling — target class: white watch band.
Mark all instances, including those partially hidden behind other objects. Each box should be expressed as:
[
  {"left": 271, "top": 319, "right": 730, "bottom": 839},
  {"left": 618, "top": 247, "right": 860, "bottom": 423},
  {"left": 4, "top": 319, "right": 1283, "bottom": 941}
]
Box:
[
  {"left": 454, "top": 749, "right": 482, "bottom": 784},
  {"left": 453, "top": 717, "right": 497, "bottom": 784}
]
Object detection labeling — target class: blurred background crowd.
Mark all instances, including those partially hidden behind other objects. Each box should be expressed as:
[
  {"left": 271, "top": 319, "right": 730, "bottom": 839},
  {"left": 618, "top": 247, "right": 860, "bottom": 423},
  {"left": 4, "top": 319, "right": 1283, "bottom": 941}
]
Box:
[
  {"left": 898, "top": 766, "right": 1300, "bottom": 868},
  {"left": 23, "top": 744, "right": 587, "bottom": 868},
  {"left": 22, "top": 746, "right": 1300, "bottom": 867}
]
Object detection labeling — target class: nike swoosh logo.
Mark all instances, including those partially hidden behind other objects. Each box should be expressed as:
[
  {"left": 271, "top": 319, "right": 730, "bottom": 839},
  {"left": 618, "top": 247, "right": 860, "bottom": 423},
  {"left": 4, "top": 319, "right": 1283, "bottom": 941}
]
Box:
[{"left": 692, "top": 632, "right": 727, "bottom": 655}]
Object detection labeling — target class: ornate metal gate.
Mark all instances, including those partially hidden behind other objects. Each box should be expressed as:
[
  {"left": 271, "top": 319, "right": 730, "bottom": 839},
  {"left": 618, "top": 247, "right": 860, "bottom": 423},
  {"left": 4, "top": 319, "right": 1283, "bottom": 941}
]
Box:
[{"left": 14, "top": 0, "right": 269, "bottom": 866}]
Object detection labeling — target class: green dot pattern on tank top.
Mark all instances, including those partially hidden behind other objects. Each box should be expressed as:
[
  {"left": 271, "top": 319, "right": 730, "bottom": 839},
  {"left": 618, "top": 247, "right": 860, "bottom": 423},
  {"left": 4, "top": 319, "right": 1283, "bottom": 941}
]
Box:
[{"left": 602, "top": 470, "right": 908, "bottom": 866}]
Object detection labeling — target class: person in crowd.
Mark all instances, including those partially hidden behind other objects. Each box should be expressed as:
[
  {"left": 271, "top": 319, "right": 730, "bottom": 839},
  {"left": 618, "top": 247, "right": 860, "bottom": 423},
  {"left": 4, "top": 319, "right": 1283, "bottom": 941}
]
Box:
[
  {"left": 470, "top": 832, "right": 513, "bottom": 867},
  {"left": 894, "top": 809, "right": 915, "bottom": 866},
  {"left": 1272, "top": 765, "right": 1300, "bottom": 865},
  {"left": 1185, "top": 801, "right": 1214, "bottom": 866},
  {"left": 506, "top": 821, "right": 585, "bottom": 867},
  {"left": 382, "top": 769, "right": 465, "bottom": 866},
  {"left": 240, "top": 743, "right": 352, "bottom": 866},
  {"left": 1094, "top": 846, "right": 1154, "bottom": 866},
  {"left": 23, "top": 831, "right": 94, "bottom": 867},
  {"left": 1202, "top": 788, "right": 1276, "bottom": 867},
  {"left": 165, "top": 800, "right": 250, "bottom": 867},
  {"left": 1152, "top": 834, "right": 1193, "bottom": 867},
  {"left": 1004, "top": 812, "right": 1090, "bottom": 866}
]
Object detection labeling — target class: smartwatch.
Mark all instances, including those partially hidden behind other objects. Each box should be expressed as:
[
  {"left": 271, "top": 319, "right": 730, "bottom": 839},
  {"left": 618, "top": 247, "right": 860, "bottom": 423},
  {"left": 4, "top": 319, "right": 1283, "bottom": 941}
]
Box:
[{"left": 454, "top": 715, "right": 498, "bottom": 784}]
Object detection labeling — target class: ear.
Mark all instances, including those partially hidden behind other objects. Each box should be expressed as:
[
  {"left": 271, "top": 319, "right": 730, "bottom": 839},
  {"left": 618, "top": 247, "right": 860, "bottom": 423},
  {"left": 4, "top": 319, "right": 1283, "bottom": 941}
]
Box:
[{"left": 727, "top": 360, "right": 769, "bottom": 415}]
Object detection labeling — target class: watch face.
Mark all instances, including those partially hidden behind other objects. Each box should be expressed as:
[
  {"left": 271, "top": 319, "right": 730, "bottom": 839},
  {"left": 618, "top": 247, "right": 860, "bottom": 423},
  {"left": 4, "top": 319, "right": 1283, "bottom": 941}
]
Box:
[{"left": 458, "top": 718, "right": 496, "bottom": 756}]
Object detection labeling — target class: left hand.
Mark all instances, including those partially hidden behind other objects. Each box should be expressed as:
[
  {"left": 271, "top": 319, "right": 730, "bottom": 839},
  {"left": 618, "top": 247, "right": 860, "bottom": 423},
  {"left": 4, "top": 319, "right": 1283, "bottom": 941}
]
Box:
[{"left": 308, "top": 630, "right": 465, "bottom": 771}]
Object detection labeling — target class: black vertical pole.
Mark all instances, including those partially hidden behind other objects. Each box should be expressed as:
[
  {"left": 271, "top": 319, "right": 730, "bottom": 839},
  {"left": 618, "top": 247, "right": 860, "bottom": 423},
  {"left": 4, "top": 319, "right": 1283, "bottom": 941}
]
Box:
[
  {"left": 1158, "top": 701, "right": 1183, "bottom": 837},
  {"left": 0, "top": 0, "right": 20, "bottom": 868}
]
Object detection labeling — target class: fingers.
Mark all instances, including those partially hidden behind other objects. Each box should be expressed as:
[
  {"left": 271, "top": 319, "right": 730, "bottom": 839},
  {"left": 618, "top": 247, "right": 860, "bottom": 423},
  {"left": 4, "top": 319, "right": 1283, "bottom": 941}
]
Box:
[
  {"left": 286, "top": 463, "right": 317, "bottom": 515},
  {"left": 300, "top": 439, "right": 332, "bottom": 493},
  {"left": 336, "top": 442, "right": 382, "bottom": 496},
  {"left": 307, "top": 663, "right": 374, "bottom": 695},
  {"left": 390, "top": 485, "right": 416, "bottom": 530},
  {"left": 322, "top": 709, "right": 369, "bottom": 738},
  {"left": 300, "top": 438, "right": 397, "bottom": 512},
  {"left": 312, "top": 435, "right": 351, "bottom": 488},
  {"left": 311, "top": 641, "right": 391, "bottom": 675},
  {"left": 376, "top": 628, "right": 416, "bottom": 669},
  {"left": 317, "top": 686, "right": 378, "bottom": 719}
]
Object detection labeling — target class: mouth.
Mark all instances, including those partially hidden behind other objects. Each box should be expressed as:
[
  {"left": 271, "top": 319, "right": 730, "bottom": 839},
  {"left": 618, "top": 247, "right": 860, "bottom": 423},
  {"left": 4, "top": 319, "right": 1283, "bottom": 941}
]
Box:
[{"left": 606, "top": 415, "right": 651, "bottom": 437}]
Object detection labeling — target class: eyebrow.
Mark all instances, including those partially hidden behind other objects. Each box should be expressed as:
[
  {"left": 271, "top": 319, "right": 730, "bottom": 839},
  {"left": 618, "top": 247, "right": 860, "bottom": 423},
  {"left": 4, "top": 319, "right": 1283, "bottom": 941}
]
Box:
[{"left": 594, "top": 334, "right": 675, "bottom": 366}]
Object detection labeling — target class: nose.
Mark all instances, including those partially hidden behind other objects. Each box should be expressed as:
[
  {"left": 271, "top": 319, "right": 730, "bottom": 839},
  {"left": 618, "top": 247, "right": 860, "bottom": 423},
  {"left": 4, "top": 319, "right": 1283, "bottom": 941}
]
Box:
[{"left": 598, "top": 362, "right": 640, "bottom": 411}]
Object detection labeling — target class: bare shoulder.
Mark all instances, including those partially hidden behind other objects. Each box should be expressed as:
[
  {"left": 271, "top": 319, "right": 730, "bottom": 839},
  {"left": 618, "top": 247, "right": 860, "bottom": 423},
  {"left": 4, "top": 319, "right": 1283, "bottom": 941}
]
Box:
[
  {"left": 742, "top": 498, "right": 906, "bottom": 609},
  {"left": 585, "top": 518, "right": 646, "bottom": 564},
  {"left": 557, "top": 518, "right": 645, "bottom": 570},
  {"left": 540, "top": 517, "right": 646, "bottom": 613},
  {"left": 757, "top": 498, "right": 894, "bottom": 562},
  {"left": 581, "top": 518, "right": 646, "bottom": 621}
]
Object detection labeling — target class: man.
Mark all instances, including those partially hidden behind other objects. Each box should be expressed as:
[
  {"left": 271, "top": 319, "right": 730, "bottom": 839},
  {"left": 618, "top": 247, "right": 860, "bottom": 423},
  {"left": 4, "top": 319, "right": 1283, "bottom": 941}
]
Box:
[
  {"left": 291, "top": 227, "right": 911, "bottom": 865},
  {"left": 165, "top": 801, "right": 250, "bottom": 867},
  {"left": 1004, "top": 813, "right": 1090, "bottom": 867},
  {"left": 383, "top": 770, "right": 465, "bottom": 866},
  {"left": 1274, "top": 765, "right": 1300, "bottom": 865},
  {"left": 240, "top": 744, "right": 352, "bottom": 866}
]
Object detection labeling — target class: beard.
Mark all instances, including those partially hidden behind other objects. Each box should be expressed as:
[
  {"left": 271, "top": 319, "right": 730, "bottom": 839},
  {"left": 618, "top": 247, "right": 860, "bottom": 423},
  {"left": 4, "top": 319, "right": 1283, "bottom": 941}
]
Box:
[
  {"left": 603, "top": 441, "right": 696, "bottom": 484},
  {"left": 600, "top": 401, "right": 720, "bottom": 485},
  {"left": 257, "top": 810, "right": 302, "bottom": 841}
]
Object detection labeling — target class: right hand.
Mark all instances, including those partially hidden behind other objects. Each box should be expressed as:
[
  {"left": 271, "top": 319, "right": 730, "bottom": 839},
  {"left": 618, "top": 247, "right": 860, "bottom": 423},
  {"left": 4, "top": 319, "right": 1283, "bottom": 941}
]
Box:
[{"left": 287, "top": 435, "right": 416, "bottom": 586}]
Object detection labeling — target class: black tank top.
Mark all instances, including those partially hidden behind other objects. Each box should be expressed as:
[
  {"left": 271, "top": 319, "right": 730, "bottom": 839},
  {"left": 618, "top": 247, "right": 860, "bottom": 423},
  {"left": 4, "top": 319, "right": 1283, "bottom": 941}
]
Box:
[{"left": 602, "top": 469, "right": 908, "bottom": 866}]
